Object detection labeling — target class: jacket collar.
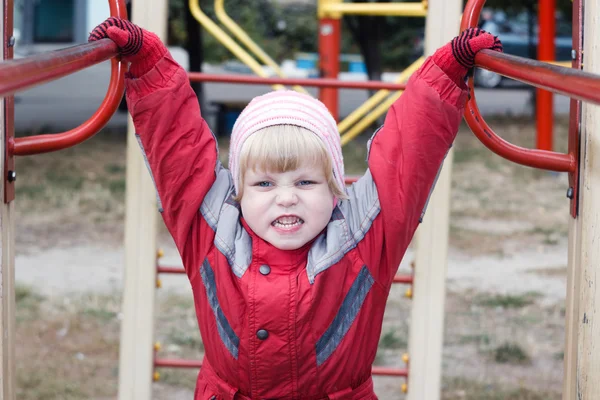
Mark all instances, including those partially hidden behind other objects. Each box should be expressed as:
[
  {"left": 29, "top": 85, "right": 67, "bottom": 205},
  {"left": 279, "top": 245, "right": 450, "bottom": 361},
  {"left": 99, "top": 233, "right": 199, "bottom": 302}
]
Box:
[{"left": 240, "top": 218, "right": 312, "bottom": 270}]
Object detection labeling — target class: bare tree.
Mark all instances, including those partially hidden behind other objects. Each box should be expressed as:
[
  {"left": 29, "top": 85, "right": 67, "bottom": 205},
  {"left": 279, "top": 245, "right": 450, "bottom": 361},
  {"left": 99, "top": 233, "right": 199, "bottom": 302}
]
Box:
[{"left": 343, "top": 0, "right": 388, "bottom": 83}]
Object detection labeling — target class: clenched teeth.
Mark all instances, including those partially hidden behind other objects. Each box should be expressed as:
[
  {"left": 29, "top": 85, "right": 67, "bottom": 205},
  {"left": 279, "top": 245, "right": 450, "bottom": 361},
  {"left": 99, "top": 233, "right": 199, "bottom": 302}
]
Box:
[{"left": 272, "top": 216, "right": 304, "bottom": 227}]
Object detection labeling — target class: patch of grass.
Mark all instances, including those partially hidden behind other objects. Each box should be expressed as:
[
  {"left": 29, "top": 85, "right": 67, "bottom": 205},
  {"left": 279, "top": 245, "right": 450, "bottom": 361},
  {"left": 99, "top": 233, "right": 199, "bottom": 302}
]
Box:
[
  {"left": 475, "top": 292, "right": 540, "bottom": 309},
  {"left": 493, "top": 342, "right": 531, "bottom": 365},
  {"left": 341, "top": 140, "right": 368, "bottom": 175},
  {"left": 16, "top": 294, "right": 120, "bottom": 400},
  {"left": 168, "top": 330, "right": 204, "bottom": 350},
  {"left": 454, "top": 147, "right": 486, "bottom": 164},
  {"left": 514, "top": 313, "right": 544, "bottom": 325},
  {"left": 483, "top": 155, "right": 503, "bottom": 171},
  {"left": 108, "top": 178, "right": 126, "bottom": 194},
  {"left": 157, "top": 369, "right": 198, "bottom": 389},
  {"left": 462, "top": 184, "right": 487, "bottom": 195},
  {"left": 104, "top": 164, "right": 125, "bottom": 174},
  {"left": 16, "top": 184, "right": 46, "bottom": 199},
  {"left": 15, "top": 284, "right": 41, "bottom": 303},
  {"left": 442, "top": 377, "right": 560, "bottom": 400},
  {"left": 44, "top": 169, "right": 84, "bottom": 191},
  {"left": 459, "top": 333, "right": 491, "bottom": 346},
  {"left": 159, "top": 293, "right": 195, "bottom": 310},
  {"left": 81, "top": 307, "right": 117, "bottom": 322},
  {"left": 378, "top": 328, "right": 407, "bottom": 349},
  {"left": 526, "top": 266, "right": 567, "bottom": 277},
  {"left": 15, "top": 284, "right": 44, "bottom": 320},
  {"left": 529, "top": 226, "right": 562, "bottom": 246},
  {"left": 512, "top": 165, "right": 547, "bottom": 182},
  {"left": 17, "top": 370, "right": 86, "bottom": 400}
]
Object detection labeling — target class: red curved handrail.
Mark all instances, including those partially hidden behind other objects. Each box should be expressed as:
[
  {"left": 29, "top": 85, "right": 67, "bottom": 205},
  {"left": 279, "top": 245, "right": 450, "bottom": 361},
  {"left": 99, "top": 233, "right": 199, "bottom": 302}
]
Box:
[
  {"left": 10, "top": 0, "right": 127, "bottom": 156},
  {"left": 460, "top": 0, "right": 600, "bottom": 172}
]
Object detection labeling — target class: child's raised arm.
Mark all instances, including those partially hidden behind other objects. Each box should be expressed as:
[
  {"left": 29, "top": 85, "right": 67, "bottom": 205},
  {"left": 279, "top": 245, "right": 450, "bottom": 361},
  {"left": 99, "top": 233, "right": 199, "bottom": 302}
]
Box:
[
  {"left": 90, "top": 19, "right": 220, "bottom": 267},
  {"left": 350, "top": 29, "right": 502, "bottom": 287}
]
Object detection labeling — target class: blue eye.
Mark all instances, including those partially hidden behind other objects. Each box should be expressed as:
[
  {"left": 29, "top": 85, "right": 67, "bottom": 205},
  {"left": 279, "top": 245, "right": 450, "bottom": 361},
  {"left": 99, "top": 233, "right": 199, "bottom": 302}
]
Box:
[
  {"left": 298, "top": 180, "right": 315, "bottom": 186},
  {"left": 257, "top": 181, "right": 272, "bottom": 187}
]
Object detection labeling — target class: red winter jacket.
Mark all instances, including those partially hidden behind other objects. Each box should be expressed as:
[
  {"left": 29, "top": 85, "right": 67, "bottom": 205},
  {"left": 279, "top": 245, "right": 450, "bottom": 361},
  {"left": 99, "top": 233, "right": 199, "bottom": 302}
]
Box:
[{"left": 126, "top": 54, "right": 467, "bottom": 399}]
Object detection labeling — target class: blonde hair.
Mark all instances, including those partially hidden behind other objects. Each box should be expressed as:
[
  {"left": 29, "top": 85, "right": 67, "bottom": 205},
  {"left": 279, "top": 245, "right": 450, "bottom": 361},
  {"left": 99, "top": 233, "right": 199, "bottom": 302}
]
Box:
[{"left": 234, "top": 124, "right": 347, "bottom": 201}]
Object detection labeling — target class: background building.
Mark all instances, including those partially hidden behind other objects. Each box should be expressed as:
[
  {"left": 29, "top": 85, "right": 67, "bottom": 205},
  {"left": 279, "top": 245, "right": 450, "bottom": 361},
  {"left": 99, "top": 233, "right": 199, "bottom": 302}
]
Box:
[{"left": 14, "top": 0, "right": 111, "bottom": 46}]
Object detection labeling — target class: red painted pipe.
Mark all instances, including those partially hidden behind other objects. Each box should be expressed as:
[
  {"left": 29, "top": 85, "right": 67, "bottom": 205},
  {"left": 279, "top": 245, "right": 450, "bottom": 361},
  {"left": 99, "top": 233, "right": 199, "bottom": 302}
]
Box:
[
  {"left": 0, "top": 40, "right": 118, "bottom": 98},
  {"left": 4, "top": 0, "right": 15, "bottom": 203},
  {"left": 536, "top": 0, "right": 556, "bottom": 151},
  {"left": 8, "top": 0, "right": 127, "bottom": 156},
  {"left": 470, "top": 51, "right": 600, "bottom": 105},
  {"left": 459, "top": 0, "right": 600, "bottom": 172},
  {"left": 372, "top": 366, "right": 408, "bottom": 377},
  {"left": 393, "top": 275, "right": 413, "bottom": 284},
  {"left": 318, "top": 18, "right": 341, "bottom": 120},
  {"left": 188, "top": 73, "right": 406, "bottom": 91},
  {"left": 155, "top": 358, "right": 202, "bottom": 368},
  {"left": 154, "top": 358, "right": 407, "bottom": 377},
  {"left": 567, "top": 0, "right": 583, "bottom": 218},
  {"left": 462, "top": 1, "right": 600, "bottom": 105},
  {"left": 157, "top": 266, "right": 185, "bottom": 274}
]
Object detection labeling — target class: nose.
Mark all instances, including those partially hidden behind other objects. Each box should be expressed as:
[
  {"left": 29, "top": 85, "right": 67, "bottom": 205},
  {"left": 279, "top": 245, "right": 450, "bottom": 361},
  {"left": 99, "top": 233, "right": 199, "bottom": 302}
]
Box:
[{"left": 276, "top": 187, "right": 299, "bottom": 207}]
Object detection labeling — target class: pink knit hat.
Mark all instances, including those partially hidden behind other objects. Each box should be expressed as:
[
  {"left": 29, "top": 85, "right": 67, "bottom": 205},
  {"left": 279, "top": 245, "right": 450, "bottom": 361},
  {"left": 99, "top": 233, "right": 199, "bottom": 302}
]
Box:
[{"left": 229, "top": 90, "right": 345, "bottom": 195}]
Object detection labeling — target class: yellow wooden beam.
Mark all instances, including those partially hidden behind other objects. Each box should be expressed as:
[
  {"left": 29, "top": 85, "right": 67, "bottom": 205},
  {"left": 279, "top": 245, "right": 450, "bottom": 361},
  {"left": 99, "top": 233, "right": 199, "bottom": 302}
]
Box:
[{"left": 320, "top": 2, "right": 427, "bottom": 18}]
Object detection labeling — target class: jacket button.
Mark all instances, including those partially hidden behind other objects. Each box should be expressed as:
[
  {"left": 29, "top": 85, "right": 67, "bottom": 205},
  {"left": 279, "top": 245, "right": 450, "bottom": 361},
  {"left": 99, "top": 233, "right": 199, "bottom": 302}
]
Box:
[
  {"left": 259, "top": 264, "right": 271, "bottom": 275},
  {"left": 257, "top": 329, "right": 269, "bottom": 340}
]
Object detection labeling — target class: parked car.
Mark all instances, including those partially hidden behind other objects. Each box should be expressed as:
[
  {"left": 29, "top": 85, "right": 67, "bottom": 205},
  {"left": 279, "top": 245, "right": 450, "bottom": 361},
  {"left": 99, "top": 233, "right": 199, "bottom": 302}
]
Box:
[{"left": 474, "top": 11, "right": 573, "bottom": 88}]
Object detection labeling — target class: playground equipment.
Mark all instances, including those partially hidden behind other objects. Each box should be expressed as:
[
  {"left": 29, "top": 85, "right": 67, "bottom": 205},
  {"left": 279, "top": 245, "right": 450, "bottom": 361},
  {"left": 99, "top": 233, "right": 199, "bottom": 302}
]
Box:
[
  {"left": 188, "top": 0, "right": 304, "bottom": 93},
  {"left": 0, "top": 0, "right": 599, "bottom": 399},
  {"left": 316, "top": 0, "right": 428, "bottom": 121},
  {"left": 189, "top": 0, "right": 426, "bottom": 143}
]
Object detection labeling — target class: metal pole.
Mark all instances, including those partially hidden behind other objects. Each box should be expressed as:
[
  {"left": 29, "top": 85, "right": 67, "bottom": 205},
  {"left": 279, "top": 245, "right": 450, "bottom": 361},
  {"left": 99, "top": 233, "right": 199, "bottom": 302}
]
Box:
[
  {"left": 318, "top": 0, "right": 341, "bottom": 120},
  {"left": 537, "top": 0, "right": 556, "bottom": 151},
  {"left": 187, "top": 72, "right": 406, "bottom": 90}
]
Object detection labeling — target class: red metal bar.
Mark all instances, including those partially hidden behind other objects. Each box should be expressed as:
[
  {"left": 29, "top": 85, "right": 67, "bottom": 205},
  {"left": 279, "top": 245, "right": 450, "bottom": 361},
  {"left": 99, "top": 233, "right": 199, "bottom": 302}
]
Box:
[
  {"left": 4, "top": 0, "right": 14, "bottom": 203},
  {"left": 0, "top": 40, "right": 119, "bottom": 98},
  {"left": 155, "top": 358, "right": 201, "bottom": 368},
  {"left": 318, "top": 18, "right": 341, "bottom": 120},
  {"left": 157, "top": 266, "right": 185, "bottom": 274},
  {"left": 187, "top": 73, "right": 406, "bottom": 91},
  {"left": 393, "top": 275, "right": 413, "bottom": 284},
  {"left": 372, "top": 366, "right": 408, "bottom": 377},
  {"left": 5, "top": 0, "right": 127, "bottom": 156},
  {"left": 470, "top": 51, "right": 600, "bottom": 106},
  {"left": 154, "top": 358, "right": 407, "bottom": 377},
  {"left": 460, "top": 0, "right": 600, "bottom": 172},
  {"left": 536, "top": 0, "right": 555, "bottom": 151},
  {"left": 568, "top": 0, "right": 583, "bottom": 218}
]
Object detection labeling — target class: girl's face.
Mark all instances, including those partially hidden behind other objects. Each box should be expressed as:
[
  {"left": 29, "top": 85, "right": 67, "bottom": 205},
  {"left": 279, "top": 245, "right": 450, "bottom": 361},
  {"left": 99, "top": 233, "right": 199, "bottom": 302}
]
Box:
[{"left": 240, "top": 163, "right": 335, "bottom": 250}]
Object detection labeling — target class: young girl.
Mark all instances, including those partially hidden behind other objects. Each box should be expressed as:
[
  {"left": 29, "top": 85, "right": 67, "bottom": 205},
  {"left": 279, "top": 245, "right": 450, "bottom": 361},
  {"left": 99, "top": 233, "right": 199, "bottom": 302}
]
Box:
[{"left": 90, "top": 18, "right": 501, "bottom": 399}]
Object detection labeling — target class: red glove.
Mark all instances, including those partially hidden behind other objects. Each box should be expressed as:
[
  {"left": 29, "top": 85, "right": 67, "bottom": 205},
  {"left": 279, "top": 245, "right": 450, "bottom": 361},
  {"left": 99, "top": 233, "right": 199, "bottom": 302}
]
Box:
[
  {"left": 88, "top": 17, "right": 167, "bottom": 78},
  {"left": 432, "top": 28, "right": 503, "bottom": 86}
]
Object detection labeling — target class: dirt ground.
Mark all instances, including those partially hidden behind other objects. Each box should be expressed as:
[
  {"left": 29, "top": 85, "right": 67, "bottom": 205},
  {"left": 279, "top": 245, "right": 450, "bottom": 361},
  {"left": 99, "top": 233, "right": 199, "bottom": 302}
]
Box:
[{"left": 12, "top": 116, "right": 572, "bottom": 399}]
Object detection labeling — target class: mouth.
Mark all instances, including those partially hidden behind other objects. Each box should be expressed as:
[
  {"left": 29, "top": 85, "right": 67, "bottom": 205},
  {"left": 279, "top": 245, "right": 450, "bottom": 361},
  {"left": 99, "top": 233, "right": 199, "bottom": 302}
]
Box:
[{"left": 271, "top": 215, "right": 304, "bottom": 230}]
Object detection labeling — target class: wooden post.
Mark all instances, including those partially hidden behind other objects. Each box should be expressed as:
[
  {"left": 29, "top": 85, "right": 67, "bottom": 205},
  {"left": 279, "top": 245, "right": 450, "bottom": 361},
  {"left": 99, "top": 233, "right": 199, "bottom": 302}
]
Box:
[
  {"left": 407, "top": 1, "right": 462, "bottom": 399},
  {"left": 0, "top": 1, "right": 16, "bottom": 398},
  {"left": 563, "top": 0, "right": 600, "bottom": 398},
  {"left": 117, "top": 1, "right": 167, "bottom": 398}
]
